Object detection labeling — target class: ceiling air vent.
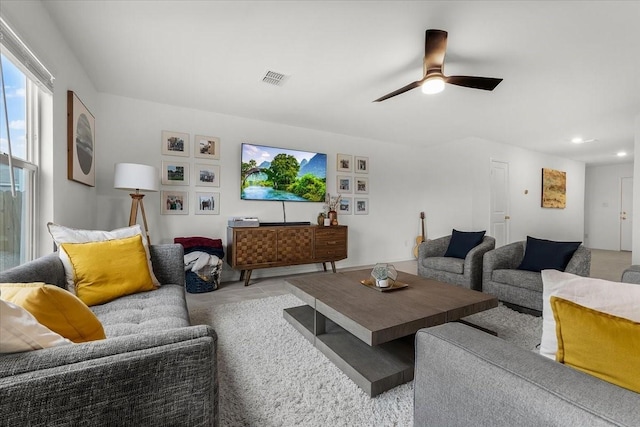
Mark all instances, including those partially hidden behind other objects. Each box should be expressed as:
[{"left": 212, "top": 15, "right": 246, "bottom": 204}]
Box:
[{"left": 262, "top": 70, "right": 287, "bottom": 86}]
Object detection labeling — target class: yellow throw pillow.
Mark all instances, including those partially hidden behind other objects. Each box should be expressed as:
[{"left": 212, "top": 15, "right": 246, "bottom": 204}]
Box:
[
  {"left": 0, "top": 283, "right": 105, "bottom": 343},
  {"left": 551, "top": 296, "right": 640, "bottom": 393},
  {"left": 61, "top": 234, "right": 157, "bottom": 306}
]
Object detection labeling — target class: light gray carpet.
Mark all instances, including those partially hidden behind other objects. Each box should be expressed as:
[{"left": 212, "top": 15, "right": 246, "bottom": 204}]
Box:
[{"left": 189, "top": 294, "right": 542, "bottom": 427}]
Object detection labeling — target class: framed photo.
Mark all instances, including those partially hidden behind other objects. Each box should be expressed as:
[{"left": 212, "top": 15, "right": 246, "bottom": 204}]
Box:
[
  {"left": 194, "top": 135, "right": 220, "bottom": 160},
  {"left": 195, "top": 163, "right": 220, "bottom": 187},
  {"left": 67, "top": 91, "right": 96, "bottom": 187},
  {"left": 338, "top": 197, "right": 352, "bottom": 215},
  {"left": 337, "top": 153, "right": 352, "bottom": 172},
  {"left": 355, "top": 156, "right": 369, "bottom": 174},
  {"left": 161, "top": 190, "right": 189, "bottom": 215},
  {"left": 354, "top": 197, "right": 369, "bottom": 215},
  {"left": 161, "top": 161, "right": 190, "bottom": 185},
  {"left": 195, "top": 192, "right": 220, "bottom": 215},
  {"left": 161, "top": 131, "right": 189, "bottom": 157},
  {"left": 337, "top": 175, "right": 352, "bottom": 194},
  {"left": 355, "top": 177, "right": 369, "bottom": 194}
]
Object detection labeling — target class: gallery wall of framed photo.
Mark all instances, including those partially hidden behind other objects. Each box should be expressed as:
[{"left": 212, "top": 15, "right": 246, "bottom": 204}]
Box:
[
  {"left": 336, "top": 153, "right": 369, "bottom": 215},
  {"left": 160, "top": 131, "right": 221, "bottom": 216}
]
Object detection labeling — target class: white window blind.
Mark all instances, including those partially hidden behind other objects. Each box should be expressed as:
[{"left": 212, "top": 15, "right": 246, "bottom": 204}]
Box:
[{"left": 0, "top": 16, "right": 54, "bottom": 93}]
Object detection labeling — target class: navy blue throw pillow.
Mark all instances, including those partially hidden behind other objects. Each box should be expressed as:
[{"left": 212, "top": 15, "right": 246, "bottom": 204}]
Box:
[
  {"left": 517, "top": 236, "right": 581, "bottom": 272},
  {"left": 443, "top": 229, "right": 486, "bottom": 259}
]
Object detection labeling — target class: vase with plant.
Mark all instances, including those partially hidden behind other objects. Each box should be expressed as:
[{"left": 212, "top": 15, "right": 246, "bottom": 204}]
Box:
[{"left": 325, "top": 193, "right": 342, "bottom": 225}]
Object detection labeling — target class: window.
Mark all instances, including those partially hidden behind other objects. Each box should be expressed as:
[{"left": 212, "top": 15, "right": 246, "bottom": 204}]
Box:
[{"left": 1, "top": 17, "right": 53, "bottom": 271}]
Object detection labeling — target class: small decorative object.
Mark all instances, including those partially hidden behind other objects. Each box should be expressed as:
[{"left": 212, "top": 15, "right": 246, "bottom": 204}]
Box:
[
  {"left": 337, "top": 153, "right": 352, "bottom": 172},
  {"left": 317, "top": 212, "right": 326, "bottom": 226},
  {"left": 371, "top": 263, "right": 398, "bottom": 288},
  {"left": 355, "top": 156, "right": 369, "bottom": 174},
  {"left": 325, "top": 193, "right": 342, "bottom": 225},
  {"left": 194, "top": 135, "right": 220, "bottom": 160},
  {"left": 161, "top": 131, "right": 190, "bottom": 157},
  {"left": 67, "top": 91, "right": 96, "bottom": 187}
]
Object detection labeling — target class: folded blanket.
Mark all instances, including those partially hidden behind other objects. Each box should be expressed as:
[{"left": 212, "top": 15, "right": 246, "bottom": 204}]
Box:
[{"left": 184, "top": 251, "right": 220, "bottom": 272}]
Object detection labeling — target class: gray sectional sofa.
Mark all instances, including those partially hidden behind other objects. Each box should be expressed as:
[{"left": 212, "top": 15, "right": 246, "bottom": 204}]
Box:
[
  {"left": 0, "top": 244, "right": 218, "bottom": 426},
  {"left": 414, "top": 322, "right": 640, "bottom": 426}
]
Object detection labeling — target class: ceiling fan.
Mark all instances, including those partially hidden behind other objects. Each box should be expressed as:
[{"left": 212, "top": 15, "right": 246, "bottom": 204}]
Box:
[{"left": 374, "top": 29, "right": 503, "bottom": 102}]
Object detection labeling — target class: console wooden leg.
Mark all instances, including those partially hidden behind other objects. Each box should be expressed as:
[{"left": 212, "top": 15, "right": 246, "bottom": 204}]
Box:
[
  {"left": 330, "top": 261, "right": 336, "bottom": 273},
  {"left": 239, "top": 270, "right": 245, "bottom": 280},
  {"left": 322, "top": 262, "right": 327, "bottom": 271},
  {"left": 244, "top": 269, "right": 253, "bottom": 286}
]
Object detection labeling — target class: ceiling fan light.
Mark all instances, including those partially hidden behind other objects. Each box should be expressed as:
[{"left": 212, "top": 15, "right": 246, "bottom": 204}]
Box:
[{"left": 421, "top": 77, "right": 445, "bottom": 94}]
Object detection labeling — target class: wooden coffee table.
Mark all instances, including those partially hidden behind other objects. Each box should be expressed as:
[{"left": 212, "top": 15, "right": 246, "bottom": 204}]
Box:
[{"left": 283, "top": 269, "right": 498, "bottom": 397}]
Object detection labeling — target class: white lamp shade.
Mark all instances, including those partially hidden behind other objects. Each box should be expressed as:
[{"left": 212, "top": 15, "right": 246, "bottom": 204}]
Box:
[{"left": 114, "top": 163, "right": 159, "bottom": 192}]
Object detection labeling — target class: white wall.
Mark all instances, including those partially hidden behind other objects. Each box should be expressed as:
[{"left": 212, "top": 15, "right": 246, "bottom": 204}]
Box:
[
  {"left": 2, "top": 1, "right": 99, "bottom": 256},
  {"left": 584, "top": 163, "right": 633, "bottom": 250},
  {"left": 633, "top": 114, "right": 640, "bottom": 264},
  {"left": 96, "top": 94, "right": 429, "bottom": 279},
  {"left": 422, "top": 137, "right": 586, "bottom": 243}
]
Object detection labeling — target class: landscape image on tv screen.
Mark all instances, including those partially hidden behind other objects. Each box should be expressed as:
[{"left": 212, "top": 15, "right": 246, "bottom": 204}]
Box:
[{"left": 241, "top": 143, "right": 327, "bottom": 202}]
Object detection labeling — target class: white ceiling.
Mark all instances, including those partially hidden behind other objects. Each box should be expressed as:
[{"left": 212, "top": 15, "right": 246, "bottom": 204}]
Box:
[{"left": 42, "top": 1, "right": 640, "bottom": 165}]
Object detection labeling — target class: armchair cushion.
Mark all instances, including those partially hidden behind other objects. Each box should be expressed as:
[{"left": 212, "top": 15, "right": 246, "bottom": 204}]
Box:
[
  {"left": 492, "top": 269, "right": 542, "bottom": 292},
  {"left": 517, "top": 236, "right": 581, "bottom": 272},
  {"left": 423, "top": 257, "right": 464, "bottom": 275},
  {"left": 444, "top": 229, "right": 486, "bottom": 259}
]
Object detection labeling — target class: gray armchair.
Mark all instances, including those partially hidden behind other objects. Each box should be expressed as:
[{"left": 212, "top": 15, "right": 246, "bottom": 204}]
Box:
[
  {"left": 417, "top": 235, "right": 496, "bottom": 291},
  {"left": 483, "top": 241, "right": 591, "bottom": 314}
]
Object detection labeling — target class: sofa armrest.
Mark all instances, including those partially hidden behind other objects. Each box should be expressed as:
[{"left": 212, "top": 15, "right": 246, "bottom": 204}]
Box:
[
  {"left": 150, "top": 243, "right": 185, "bottom": 286},
  {"left": 564, "top": 245, "right": 591, "bottom": 277},
  {"left": 482, "top": 241, "right": 524, "bottom": 281},
  {"left": 0, "top": 325, "right": 217, "bottom": 426},
  {"left": 414, "top": 323, "right": 640, "bottom": 427},
  {"left": 418, "top": 235, "right": 451, "bottom": 259},
  {"left": 621, "top": 265, "right": 640, "bottom": 283},
  {"left": 0, "top": 252, "right": 66, "bottom": 289}
]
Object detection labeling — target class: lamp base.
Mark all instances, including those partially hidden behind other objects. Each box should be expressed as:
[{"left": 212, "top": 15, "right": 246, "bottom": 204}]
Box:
[{"left": 129, "top": 193, "right": 151, "bottom": 246}]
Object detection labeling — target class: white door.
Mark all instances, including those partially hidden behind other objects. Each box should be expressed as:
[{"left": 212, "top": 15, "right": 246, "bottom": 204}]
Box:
[
  {"left": 490, "top": 160, "right": 510, "bottom": 247},
  {"left": 620, "top": 176, "right": 633, "bottom": 251}
]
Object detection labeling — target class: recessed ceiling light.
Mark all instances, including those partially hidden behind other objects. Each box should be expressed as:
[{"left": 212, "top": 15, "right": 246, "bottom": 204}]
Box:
[
  {"left": 571, "top": 137, "right": 584, "bottom": 144},
  {"left": 617, "top": 151, "right": 627, "bottom": 157}
]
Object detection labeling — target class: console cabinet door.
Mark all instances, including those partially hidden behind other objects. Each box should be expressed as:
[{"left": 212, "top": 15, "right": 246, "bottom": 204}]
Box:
[
  {"left": 277, "top": 227, "right": 313, "bottom": 263},
  {"left": 232, "top": 228, "right": 277, "bottom": 266}
]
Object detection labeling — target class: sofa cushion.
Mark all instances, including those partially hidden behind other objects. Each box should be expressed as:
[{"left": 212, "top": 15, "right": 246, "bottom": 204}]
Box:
[
  {"left": 61, "top": 235, "right": 157, "bottom": 306},
  {"left": 518, "top": 236, "right": 581, "bottom": 272},
  {"left": 551, "top": 296, "right": 640, "bottom": 393},
  {"left": 0, "top": 282, "right": 105, "bottom": 343},
  {"left": 47, "top": 222, "right": 160, "bottom": 293},
  {"left": 0, "top": 299, "right": 72, "bottom": 353},
  {"left": 91, "top": 285, "right": 190, "bottom": 337},
  {"left": 491, "top": 269, "right": 542, "bottom": 292},
  {"left": 443, "top": 229, "right": 485, "bottom": 259},
  {"left": 423, "top": 257, "right": 464, "bottom": 275},
  {"left": 540, "top": 270, "right": 640, "bottom": 360}
]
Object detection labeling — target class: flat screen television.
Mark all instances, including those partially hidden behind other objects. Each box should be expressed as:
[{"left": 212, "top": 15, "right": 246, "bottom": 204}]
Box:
[{"left": 241, "top": 143, "right": 327, "bottom": 202}]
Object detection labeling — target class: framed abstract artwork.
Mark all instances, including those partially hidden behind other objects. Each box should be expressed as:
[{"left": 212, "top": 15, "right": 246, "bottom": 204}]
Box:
[
  {"left": 67, "top": 91, "right": 96, "bottom": 187},
  {"left": 541, "top": 168, "right": 566, "bottom": 208}
]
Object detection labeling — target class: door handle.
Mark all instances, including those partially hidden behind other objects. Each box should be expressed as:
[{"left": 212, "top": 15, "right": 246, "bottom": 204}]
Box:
[{"left": 504, "top": 215, "right": 511, "bottom": 220}]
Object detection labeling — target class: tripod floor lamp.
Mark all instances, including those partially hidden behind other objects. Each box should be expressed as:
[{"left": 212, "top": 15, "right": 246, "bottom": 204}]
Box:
[{"left": 114, "top": 163, "right": 159, "bottom": 246}]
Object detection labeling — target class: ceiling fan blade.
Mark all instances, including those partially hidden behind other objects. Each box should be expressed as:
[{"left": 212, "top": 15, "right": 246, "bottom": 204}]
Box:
[
  {"left": 373, "top": 80, "right": 422, "bottom": 102},
  {"left": 446, "top": 75, "right": 503, "bottom": 91},
  {"left": 424, "top": 29, "right": 448, "bottom": 74}
]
